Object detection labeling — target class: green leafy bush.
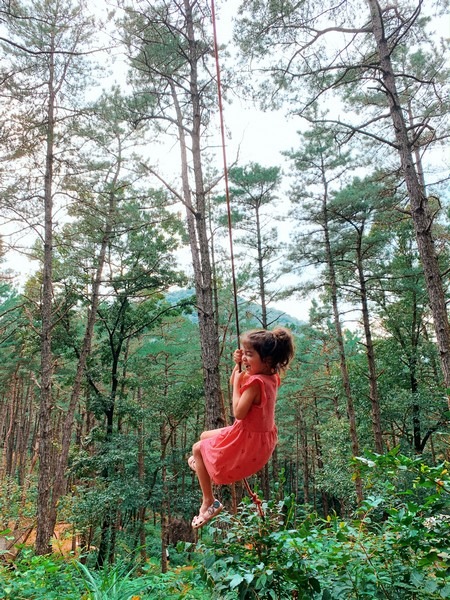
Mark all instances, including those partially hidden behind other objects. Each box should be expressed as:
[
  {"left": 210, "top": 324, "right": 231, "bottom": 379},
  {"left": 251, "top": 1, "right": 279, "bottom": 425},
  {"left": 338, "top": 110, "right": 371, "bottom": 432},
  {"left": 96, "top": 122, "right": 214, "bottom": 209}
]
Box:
[
  {"left": 198, "top": 450, "right": 450, "bottom": 599},
  {"left": 0, "top": 551, "right": 83, "bottom": 599},
  {"left": 198, "top": 498, "right": 321, "bottom": 599}
]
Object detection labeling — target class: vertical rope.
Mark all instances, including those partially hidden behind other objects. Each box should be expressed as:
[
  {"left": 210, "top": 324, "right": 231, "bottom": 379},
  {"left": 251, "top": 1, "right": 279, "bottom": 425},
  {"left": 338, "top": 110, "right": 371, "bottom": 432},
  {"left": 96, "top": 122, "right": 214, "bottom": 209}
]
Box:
[
  {"left": 210, "top": 0, "right": 240, "bottom": 346},
  {"left": 211, "top": 0, "right": 264, "bottom": 521}
]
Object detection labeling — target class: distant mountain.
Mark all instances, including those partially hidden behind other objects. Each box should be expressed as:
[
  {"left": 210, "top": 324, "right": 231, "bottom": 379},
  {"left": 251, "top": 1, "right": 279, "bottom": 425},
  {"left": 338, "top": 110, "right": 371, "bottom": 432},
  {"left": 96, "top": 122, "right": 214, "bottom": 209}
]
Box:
[{"left": 165, "top": 288, "right": 304, "bottom": 328}]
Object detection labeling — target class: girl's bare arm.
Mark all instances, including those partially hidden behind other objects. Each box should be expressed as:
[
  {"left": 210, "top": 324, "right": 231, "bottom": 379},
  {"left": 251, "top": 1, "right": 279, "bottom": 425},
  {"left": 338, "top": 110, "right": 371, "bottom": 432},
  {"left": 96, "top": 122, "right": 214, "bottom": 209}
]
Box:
[{"left": 232, "top": 371, "right": 259, "bottom": 420}]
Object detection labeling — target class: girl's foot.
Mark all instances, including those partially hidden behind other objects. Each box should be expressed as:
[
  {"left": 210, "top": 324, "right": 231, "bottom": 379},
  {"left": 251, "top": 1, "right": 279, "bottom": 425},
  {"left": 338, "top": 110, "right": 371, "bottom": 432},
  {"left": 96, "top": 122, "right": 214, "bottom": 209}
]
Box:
[
  {"left": 191, "top": 499, "right": 223, "bottom": 530},
  {"left": 187, "top": 455, "right": 196, "bottom": 472}
]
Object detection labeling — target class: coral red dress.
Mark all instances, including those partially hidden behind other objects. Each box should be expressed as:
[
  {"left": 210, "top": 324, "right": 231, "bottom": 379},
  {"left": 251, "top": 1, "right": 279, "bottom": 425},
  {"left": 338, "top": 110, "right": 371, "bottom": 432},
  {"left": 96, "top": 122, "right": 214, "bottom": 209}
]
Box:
[{"left": 200, "top": 373, "right": 280, "bottom": 485}]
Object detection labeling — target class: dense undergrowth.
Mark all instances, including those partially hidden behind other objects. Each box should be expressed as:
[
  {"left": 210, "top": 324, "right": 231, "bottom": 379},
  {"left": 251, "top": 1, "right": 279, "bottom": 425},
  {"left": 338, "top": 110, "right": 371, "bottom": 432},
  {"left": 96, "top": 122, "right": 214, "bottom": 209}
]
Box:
[{"left": 0, "top": 450, "right": 449, "bottom": 599}]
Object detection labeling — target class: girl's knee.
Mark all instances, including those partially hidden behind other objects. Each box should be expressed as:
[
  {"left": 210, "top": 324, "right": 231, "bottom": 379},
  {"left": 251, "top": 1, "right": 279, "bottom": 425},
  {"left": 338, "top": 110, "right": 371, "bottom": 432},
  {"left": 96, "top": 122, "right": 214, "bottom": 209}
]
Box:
[
  {"left": 200, "top": 427, "right": 223, "bottom": 440},
  {"left": 193, "top": 441, "right": 201, "bottom": 455}
]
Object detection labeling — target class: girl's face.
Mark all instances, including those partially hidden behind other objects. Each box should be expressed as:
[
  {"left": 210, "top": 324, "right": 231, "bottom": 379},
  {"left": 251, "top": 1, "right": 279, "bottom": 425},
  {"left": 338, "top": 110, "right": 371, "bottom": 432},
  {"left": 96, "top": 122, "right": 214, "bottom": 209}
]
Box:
[{"left": 241, "top": 342, "right": 272, "bottom": 376}]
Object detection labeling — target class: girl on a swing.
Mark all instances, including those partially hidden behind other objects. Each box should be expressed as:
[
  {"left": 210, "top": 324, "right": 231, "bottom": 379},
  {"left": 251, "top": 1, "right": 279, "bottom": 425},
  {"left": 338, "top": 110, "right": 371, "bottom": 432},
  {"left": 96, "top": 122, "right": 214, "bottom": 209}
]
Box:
[{"left": 188, "top": 327, "right": 295, "bottom": 529}]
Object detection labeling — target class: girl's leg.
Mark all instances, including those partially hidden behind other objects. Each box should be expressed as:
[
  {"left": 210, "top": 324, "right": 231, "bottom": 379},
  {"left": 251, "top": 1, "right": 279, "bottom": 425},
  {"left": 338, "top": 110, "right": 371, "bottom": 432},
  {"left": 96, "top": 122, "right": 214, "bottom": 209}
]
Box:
[
  {"left": 192, "top": 441, "right": 215, "bottom": 513},
  {"left": 188, "top": 427, "right": 226, "bottom": 472},
  {"left": 200, "top": 427, "right": 225, "bottom": 440}
]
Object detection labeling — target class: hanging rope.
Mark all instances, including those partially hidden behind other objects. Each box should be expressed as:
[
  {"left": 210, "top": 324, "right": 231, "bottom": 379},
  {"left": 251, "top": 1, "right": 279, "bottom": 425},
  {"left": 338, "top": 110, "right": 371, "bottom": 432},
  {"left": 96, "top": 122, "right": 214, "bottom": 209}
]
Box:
[
  {"left": 243, "top": 477, "right": 265, "bottom": 520},
  {"left": 210, "top": 0, "right": 240, "bottom": 345},
  {"left": 210, "top": 0, "right": 264, "bottom": 521}
]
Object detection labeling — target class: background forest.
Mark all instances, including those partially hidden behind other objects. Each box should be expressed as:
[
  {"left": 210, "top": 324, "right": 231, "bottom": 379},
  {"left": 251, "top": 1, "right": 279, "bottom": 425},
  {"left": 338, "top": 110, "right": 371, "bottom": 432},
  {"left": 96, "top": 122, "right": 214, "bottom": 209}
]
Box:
[{"left": 0, "top": 0, "right": 449, "bottom": 598}]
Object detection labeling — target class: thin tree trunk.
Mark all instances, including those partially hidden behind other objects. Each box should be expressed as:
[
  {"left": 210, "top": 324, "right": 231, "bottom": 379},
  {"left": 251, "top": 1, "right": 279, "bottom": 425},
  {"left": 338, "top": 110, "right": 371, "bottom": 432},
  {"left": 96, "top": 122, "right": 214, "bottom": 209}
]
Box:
[
  {"left": 160, "top": 421, "right": 169, "bottom": 574},
  {"left": 36, "top": 38, "right": 56, "bottom": 555},
  {"left": 18, "top": 383, "right": 33, "bottom": 486},
  {"left": 255, "top": 205, "right": 268, "bottom": 329},
  {"left": 298, "top": 407, "right": 309, "bottom": 504},
  {"left": 96, "top": 337, "right": 123, "bottom": 567},
  {"left": 137, "top": 387, "right": 147, "bottom": 563},
  {"left": 311, "top": 395, "right": 326, "bottom": 514},
  {"left": 271, "top": 445, "right": 279, "bottom": 482},
  {"left": 322, "top": 187, "right": 363, "bottom": 503},
  {"left": 4, "top": 375, "right": 18, "bottom": 478},
  {"left": 356, "top": 236, "right": 383, "bottom": 453},
  {"left": 96, "top": 512, "right": 113, "bottom": 568}
]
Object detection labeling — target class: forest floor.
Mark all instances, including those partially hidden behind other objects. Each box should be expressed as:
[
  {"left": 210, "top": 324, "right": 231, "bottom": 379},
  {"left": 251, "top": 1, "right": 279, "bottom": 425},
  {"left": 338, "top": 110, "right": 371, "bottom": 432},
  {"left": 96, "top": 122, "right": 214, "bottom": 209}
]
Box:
[{"left": 1, "top": 521, "right": 79, "bottom": 560}]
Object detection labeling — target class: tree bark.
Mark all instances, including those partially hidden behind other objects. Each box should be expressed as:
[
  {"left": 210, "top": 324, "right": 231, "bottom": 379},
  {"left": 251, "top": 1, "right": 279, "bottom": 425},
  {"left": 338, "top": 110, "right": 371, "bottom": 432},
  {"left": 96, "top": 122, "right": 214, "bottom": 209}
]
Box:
[
  {"left": 298, "top": 406, "right": 309, "bottom": 504},
  {"left": 35, "top": 36, "right": 56, "bottom": 556},
  {"left": 137, "top": 387, "right": 147, "bottom": 563},
  {"left": 313, "top": 395, "right": 329, "bottom": 517},
  {"left": 355, "top": 232, "right": 383, "bottom": 452},
  {"left": 255, "top": 205, "right": 268, "bottom": 329},
  {"left": 167, "top": 2, "right": 222, "bottom": 431},
  {"left": 160, "top": 420, "right": 169, "bottom": 574}
]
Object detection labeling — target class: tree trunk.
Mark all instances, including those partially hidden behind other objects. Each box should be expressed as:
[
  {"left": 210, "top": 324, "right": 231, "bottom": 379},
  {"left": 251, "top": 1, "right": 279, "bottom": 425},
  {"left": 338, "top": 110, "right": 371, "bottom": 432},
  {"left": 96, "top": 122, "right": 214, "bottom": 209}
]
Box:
[
  {"left": 160, "top": 420, "right": 169, "bottom": 574},
  {"left": 137, "top": 388, "right": 147, "bottom": 563},
  {"left": 4, "top": 373, "right": 18, "bottom": 478},
  {"left": 368, "top": 0, "right": 450, "bottom": 407},
  {"left": 184, "top": 0, "right": 222, "bottom": 430},
  {"left": 95, "top": 334, "right": 124, "bottom": 567},
  {"left": 271, "top": 444, "right": 279, "bottom": 482},
  {"left": 323, "top": 190, "right": 363, "bottom": 503},
  {"left": 255, "top": 205, "right": 268, "bottom": 328},
  {"left": 298, "top": 406, "right": 309, "bottom": 504},
  {"left": 356, "top": 236, "right": 383, "bottom": 452},
  {"left": 324, "top": 347, "right": 341, "bottom": 419},
  {"left": 17, "top": 383, "right": 33, "bottom": 486},
  {"left": 96, "top": 511, "right": 113, "bottom": 568},
  {"left": 35, "top": 39, "right": 56, "bottom": 555},
  {"left": 168, "top": 3, "right": 222, "bottom": 431}
]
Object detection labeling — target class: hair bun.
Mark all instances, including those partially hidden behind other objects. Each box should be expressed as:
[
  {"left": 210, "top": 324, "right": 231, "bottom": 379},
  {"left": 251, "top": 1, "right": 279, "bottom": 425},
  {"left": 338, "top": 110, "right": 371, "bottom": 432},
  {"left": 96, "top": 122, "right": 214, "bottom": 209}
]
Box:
[{"left": 272, "top": 327, "right": 289, "bottom": 340}]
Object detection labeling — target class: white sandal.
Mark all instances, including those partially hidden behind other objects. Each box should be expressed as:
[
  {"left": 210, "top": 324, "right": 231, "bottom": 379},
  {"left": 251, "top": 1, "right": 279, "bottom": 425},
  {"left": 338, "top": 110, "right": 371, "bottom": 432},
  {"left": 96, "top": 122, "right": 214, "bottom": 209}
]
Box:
[{"left": 191, "top": 499, "right": 223, "bottom": 530}]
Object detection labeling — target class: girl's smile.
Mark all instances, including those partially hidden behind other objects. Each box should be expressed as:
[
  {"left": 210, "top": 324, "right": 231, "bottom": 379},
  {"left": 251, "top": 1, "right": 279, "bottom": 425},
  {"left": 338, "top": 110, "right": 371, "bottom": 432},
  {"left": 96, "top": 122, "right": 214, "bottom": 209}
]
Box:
[{"left": 241, "top": 344, "right": 272, "bottom": 376}]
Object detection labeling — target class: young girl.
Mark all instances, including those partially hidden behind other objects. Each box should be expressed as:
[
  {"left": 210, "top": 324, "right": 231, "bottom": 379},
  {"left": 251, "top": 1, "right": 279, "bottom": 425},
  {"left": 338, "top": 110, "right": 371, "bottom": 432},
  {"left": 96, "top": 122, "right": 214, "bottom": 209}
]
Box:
[{"left": 188, "top": 327, "right": 295, "bottom": 529}]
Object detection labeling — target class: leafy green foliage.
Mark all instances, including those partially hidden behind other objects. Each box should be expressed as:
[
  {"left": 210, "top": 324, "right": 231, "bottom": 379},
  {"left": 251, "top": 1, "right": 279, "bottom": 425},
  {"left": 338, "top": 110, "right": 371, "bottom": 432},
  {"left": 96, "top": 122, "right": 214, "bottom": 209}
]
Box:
[
  {"left": 198, "top": 451, "right": 450, "bottom": 599},
  {"left": 0, "top": 552, "right": 212, "bottom": 599},
  {"left": 198, "top": 498, "right": 321, "bottom": 599},
  {"left": 0, "top": 551, "right": 83, "bottom": 599},
  {"left": 0, "top": 452, "right": 448, "bottom": 599},
  {"left": 76, "top": 560, "right": 150, "bottom": 599}
]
